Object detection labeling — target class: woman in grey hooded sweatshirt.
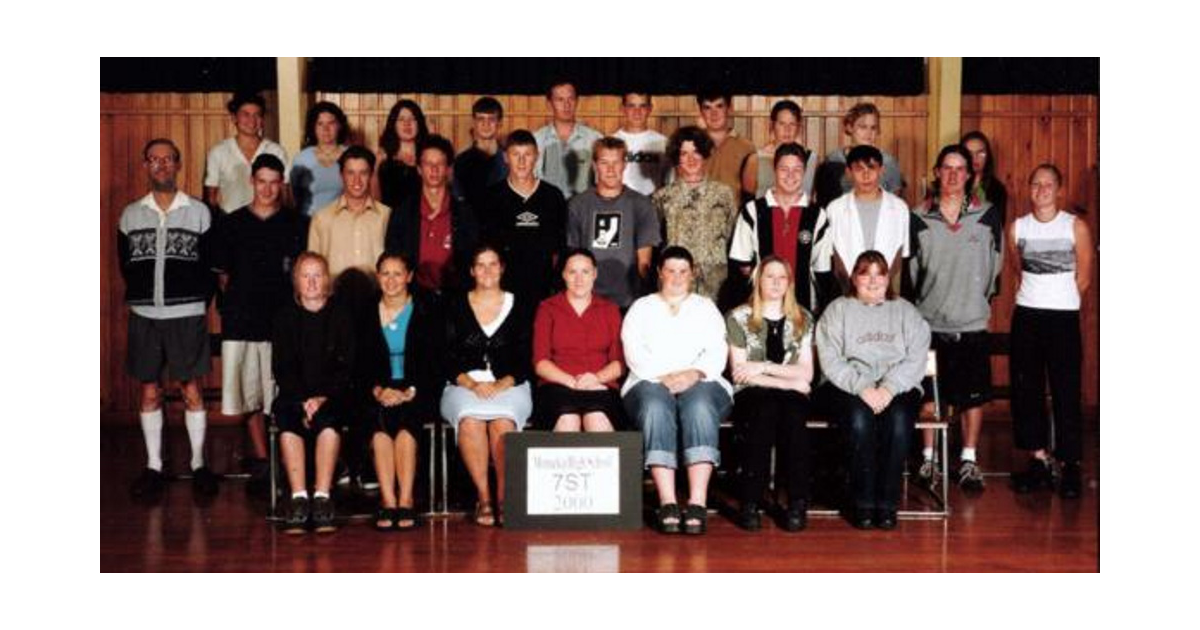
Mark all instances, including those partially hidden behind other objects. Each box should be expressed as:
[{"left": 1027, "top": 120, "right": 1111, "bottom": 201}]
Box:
[{"left": 816, "top": 250, "right": 930, "bottom": 531}]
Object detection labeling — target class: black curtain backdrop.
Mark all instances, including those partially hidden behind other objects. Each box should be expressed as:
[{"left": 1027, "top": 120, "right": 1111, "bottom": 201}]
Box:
[
  {"left": 963, "top": 58, "right": 1098, "bottom": 94},
  {"left": 101, "top": 58, "right": 276, "bottom": 93},
  {"left": 307, "top": 58, "right": 924, "bottom": 95},
  {"left": 100, "top": 58, "right": 1099, "bottom": 95}
]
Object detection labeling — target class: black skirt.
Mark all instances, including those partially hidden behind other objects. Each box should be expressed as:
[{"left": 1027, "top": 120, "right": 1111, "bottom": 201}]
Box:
[
  {"left": 372, "top": 379, "right": 427, "bottom": 438},
  {"left": 534, "top": 383, "right": 627, "bottom": 430}
]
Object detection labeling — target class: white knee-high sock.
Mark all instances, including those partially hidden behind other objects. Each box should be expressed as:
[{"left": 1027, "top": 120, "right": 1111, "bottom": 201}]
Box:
[
  {"left": 185, "top": 409, "right": 207, "bottom": 471},
  {"left": 140, "top": 409, "right": 165, "bottom": 471}
]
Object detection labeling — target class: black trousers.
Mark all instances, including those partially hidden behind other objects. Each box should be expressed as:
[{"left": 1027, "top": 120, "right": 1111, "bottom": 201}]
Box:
[
  {"left": 824, "top": 385, "right": 921, "bottom": 512},
  {"left": 733, "top": 388, "right": 812, "bottom": 505},
  {"left": 1009, "top": 306, "right": 1083, "bottom": 464}
]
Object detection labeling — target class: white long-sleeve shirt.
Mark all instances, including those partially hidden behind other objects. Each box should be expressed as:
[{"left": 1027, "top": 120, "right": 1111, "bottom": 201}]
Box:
[{"left": 620, "top": 293, "right": 731, "bottom": 396}]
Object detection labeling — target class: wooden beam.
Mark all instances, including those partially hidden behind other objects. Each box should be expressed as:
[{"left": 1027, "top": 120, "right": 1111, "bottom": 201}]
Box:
[
  {"left": 926, "top": 57, "right": 963, "bottom": 169},
  {"left": 276, "top": 57, "right": 307, "bottom": 158}
]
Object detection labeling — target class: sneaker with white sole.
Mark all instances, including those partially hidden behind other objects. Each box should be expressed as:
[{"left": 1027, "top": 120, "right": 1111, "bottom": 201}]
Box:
[{"left": 957, "top": 460, "right": 985, "bottom": 492}]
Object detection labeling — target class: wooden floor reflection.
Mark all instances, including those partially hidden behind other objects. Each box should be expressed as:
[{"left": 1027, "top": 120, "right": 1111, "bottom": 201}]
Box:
[{"left": 100, "top": 418, "right": 1098, "bottom": 572}]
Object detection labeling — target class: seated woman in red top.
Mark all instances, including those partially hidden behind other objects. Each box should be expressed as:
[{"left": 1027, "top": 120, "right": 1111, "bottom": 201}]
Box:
[{"left": 532, "top": 248, "right": 626, "bottom": 431}]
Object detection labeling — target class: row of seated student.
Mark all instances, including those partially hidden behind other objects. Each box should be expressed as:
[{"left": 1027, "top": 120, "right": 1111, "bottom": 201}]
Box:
[{"left": 117, "top": 88, "right": 1092, "bottom": 535}]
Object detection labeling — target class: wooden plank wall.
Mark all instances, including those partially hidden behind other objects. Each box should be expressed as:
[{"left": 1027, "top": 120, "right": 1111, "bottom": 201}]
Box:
[{"left": 100, "top": 92, "right": 1098, "bottom": 419}]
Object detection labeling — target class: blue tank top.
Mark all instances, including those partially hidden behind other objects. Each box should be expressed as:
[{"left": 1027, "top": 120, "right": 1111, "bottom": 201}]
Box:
[{"left": 383, "top": 302, "right": 414, "bottom": 380}]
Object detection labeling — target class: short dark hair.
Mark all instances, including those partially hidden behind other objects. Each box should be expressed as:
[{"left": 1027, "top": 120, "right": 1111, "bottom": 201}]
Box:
[
  {"left": 773, "top": 142, "right": 809, "bottom": 170},
  {"left": 592, "top": 136, "right": 628, "bottom": 160},
  {"left": 339, "top": 145, "right": 376, "bottom": 172},
  {"left": 558, "top": 247, "right": 598, "bottom": 274},
  {"left": 143, "top": 138, "right": 180, "bottom": 163},
  {"left": 666, "top": 126, "right": 714, "bottom": 166},
  {"left": 251, "top": 154, "right": 285, "bottom": 177},
  {"left": 504, "top": 129, "right": 537, "bottom": 152},
  {"left": 376, "top": 250, "right": 415, "bottom": 274},
  {"left": 770, "top": 99, "right": 802, "bottom": 123},
  {"left": 227, "top": 92, "right": 267, "bottom": 116},
  {"left": 658, "top": 245, "right": 694, "bottom": 270},
  {"left": 696, "top": 92, "right": 732, "bottom": 107},
  {"left": 546, "top": 79, "right": 577, "bottom": 99},
  {"left": 846, "top": 145, "right": 883, "bottom": 168},
  {"left": 303, "top": 101, "right": 349, "bottom": 147},
  {"left": 472, "top": 96, "right": 503, "bottom": 119},
  {"left": 418, "top": 134, "right": 455, "bottom": 165}
]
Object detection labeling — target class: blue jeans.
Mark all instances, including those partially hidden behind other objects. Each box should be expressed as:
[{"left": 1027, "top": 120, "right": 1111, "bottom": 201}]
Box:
[
  {"left": 824, "top": 386, "right": 921, "bottom": 512},
  {"left": 623, "top": 380, "right": 731, "bottom": 469}
]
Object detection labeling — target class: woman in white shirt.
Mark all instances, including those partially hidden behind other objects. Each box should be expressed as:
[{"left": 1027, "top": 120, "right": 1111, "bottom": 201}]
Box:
[{"left": 621, "top": 246, "right": 732, "bottom": 535}]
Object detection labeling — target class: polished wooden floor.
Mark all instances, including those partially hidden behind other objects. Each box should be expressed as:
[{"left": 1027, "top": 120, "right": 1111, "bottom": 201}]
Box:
[{"left": 100, "top": 414, "right": 1099, "bottom": 572}]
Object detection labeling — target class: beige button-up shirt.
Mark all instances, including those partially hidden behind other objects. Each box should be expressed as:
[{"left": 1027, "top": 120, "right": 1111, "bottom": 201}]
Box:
[{"left": 308, "top": 195, "right": 392, "bottom": 278}]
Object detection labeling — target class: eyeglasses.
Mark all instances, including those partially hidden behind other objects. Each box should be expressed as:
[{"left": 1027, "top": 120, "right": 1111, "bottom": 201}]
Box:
[{"left": 146, "top": 157, "right": 177, "bottom": 166}]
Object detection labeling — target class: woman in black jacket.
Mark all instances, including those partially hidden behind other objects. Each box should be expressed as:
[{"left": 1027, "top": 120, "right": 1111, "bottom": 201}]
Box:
[
  {"left": 439, "top": 244, "right": 534, "bottom": 526},
  {"left": 364, "top": 251, "right": 443, "bottom": 531},
  {"left": 271, "top": 252, "right": 354, "bottom": 535}
]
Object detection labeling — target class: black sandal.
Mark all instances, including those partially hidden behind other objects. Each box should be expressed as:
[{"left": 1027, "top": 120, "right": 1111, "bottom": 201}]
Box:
[
  {"left": 683, "top": 504, "right": 707, "bottom": 535},
  {"left": 656, "top": 503, "right": 682, "bottom": 534},
  {"left": 374, "top": 507, "right": 397, "bottom": 531},
  {"left": 394, "top": 507, "right": 419, "bottom": 531}
]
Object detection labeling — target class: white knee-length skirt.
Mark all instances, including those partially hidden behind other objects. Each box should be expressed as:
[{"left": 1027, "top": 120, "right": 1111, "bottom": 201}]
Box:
[{"left": 440, "top": 381, "right": 533, "bottom": 434}]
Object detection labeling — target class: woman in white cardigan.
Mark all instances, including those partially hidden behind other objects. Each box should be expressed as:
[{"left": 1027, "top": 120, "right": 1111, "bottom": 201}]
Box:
[{"left": 622, "top": 246, "right": 732, "bottom": 535}]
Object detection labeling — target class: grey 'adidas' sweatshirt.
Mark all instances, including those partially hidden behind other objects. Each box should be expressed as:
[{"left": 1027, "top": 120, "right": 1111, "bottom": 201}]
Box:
[{"left": 816, "top": 296, "right": 931, "bottom": 396}]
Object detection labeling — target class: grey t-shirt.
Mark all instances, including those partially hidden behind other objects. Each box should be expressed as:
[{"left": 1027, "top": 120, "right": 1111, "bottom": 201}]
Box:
[
  {"left": 857, "top": 196, "right": 882, "bottom": 250},
  {"left": 566, "top": 187, "right": 661, "bottom": 308}
]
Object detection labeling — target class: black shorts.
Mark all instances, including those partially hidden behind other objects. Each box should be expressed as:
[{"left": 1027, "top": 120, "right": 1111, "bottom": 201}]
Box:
[
  {"left": 930, "top": 331, "right": 992, "bottom": 410},
  {"left": 126, "top": 312, "right": 211, "bottom": 382},
  {"left": 534, "top": 384, "right": 626, "bottom": 430},
  {"left": 273, "top": 397, "right": 346, "bottom": 437}
]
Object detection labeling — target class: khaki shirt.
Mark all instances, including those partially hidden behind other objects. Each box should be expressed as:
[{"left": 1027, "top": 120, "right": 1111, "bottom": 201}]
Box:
[{"left": 308, "top": 195, "right": 391, "bottom": 278}]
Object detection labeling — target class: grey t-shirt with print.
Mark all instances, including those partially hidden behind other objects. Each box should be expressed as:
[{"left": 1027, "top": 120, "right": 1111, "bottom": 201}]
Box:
[{"left": 566, "top": 187, "right": 661, "bottom": 308}]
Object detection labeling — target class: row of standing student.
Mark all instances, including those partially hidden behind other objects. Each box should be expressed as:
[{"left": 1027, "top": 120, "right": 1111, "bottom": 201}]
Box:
[{"left": 119, "top": 92, "right": 1089, "bottom": 535}]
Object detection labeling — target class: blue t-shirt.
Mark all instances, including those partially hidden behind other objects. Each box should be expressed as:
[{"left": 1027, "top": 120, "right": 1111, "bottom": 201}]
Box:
[
  {"left": 291, "top": 147, "right": 345, "bottom": 216},
  {"left": 383, "top": 302, "right": 414, "bottom": 380}
]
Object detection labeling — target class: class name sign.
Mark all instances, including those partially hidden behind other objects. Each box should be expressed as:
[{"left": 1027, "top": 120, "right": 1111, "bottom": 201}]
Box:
[
  {"left": 504, "top": 432, "right": 643, "bottom": 530},
  {"left": 528, "top": 448, "right": 620, "bottom": 515}
]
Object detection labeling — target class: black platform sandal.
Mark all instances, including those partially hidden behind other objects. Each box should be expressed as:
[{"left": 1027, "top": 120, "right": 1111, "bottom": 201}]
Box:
[
  {"left": 374, "top": 507, "right": 397, "bottom": 531},
  {"left": 656, "top": 503, "right": 682, "bottom": 534},
  {"left": 683, "top": 504, "right": 708, "bottom": 535},
  {"left": 394, "top": 507, "right": 419, "bottom": 531}
]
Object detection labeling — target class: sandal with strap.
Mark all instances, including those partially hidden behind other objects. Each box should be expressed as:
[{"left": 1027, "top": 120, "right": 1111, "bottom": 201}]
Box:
[
  {"left": 656, "top": 503, "right": 682, "bottom": 534},
  {"left": 474, "top": 501, "right": 496, "bottom": 527},
  {"left": 374, "top": 507, "right": 397, "bottom": 531},
  {"left": 683, "top": 504, "right": 708, "bottom": 535},
  {"left": 394, "top": 507, "right": 419, "bottom": 531}
]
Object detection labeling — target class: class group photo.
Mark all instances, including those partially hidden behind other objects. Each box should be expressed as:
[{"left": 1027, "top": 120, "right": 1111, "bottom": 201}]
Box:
[{"left": 98, "top": 57, "right": 1100, "bottom": 573}]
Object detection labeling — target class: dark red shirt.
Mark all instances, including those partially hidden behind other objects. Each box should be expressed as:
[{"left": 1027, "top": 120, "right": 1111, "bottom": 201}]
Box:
[
  {"left": 771, "top": 204, "right": 802, "bottom": 275},
  {"left": 532, "top": 292, "right": 624, "bottom": 388},
  {"left": 417, "top": 193, "right": 453, "bottom": 291}
]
